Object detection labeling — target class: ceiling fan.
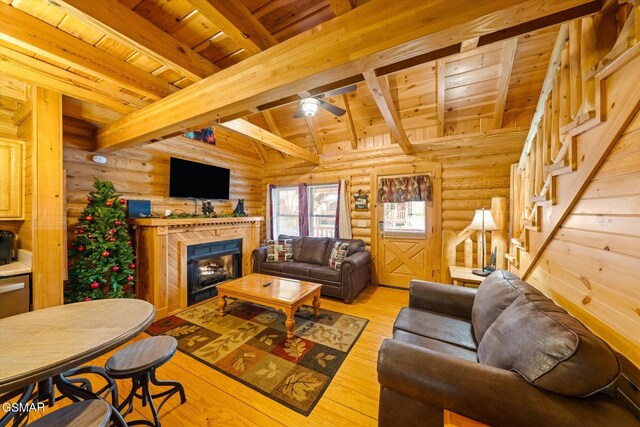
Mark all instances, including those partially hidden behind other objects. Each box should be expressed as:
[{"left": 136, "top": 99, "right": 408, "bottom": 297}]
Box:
[{"left": 293, "top": 85, "right": 357, "bottom": 118}]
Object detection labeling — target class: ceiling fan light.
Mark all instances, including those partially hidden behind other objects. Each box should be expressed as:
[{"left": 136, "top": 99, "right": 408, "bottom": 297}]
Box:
[{"left": 300, "top": 98, "right": 320, "bottom": 116}]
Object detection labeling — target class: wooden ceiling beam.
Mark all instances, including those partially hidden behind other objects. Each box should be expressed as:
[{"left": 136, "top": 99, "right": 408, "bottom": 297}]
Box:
[
  {"left": 262, "top": 110, "right": 287, "bottom": 158},
  {"left": 95, "top": 0, "right": 599, "bottom": 151},
  {"left": 303, "top": 115, "right": 324, "bottom": 155},
  {"left": 494, "top": 39, "right": 519, "bottom": 129},
  {"left": 0, "top": 47, "right": 146, "bottom": 114},
  {"left": 62, "top": 97, "right": 125, "bottom": 125},
  {"left": 220, "top": 119, "right": 319, "bottom": 164},
  {"left": 0, "top": 3, "right": 174, "bottom": 100},
  {"left": 328, "top": 0, "right": 355, "bottom": 16},
  {"left": 363, "top": 70, "right": 413, "bottom": 155},
  {"left": 342, "top": 94, "right": 358, "bottom": 149},
  {"left": 435, "top": 60, "right": 446, "bottom": 137},
  {"left": 51, "top": 0, "right": 220, "bottom": 81},
  {"left": 248, "top": 137, "right": 267, "bottom": 163},
  {"left": 187, "top": 0, "right": 278, "bottom": 54}
]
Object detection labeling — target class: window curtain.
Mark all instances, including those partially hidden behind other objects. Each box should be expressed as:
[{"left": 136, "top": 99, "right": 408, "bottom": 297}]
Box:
[
  {"left": 378, "top": 175, "right": 432, "bottom": 203},
  {"left": 266, "top": 184, "right": 275, "bottom": 240},
  {"left": 335, "top": 179, "right": 352, "bottom": 238},
  {"left": 298, "top": 183, "right": 309, "bottom": 236}
]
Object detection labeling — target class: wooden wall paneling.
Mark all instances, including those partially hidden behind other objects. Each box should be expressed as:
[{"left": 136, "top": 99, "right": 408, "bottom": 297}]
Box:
[
  {"left": 493, "top": 39, "right": 518, "bottom": 129},
  {"left": 31, "top": 87, "right": 64, "bottom": 309}
]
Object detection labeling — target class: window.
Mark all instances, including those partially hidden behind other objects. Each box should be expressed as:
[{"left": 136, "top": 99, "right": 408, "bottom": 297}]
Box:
[
  {"left": 383, "top": 201, "right": 426, "bottom": 234},
  {"left": 273, "top": 186, "right": 299, "bottom": 237},
  {"left": 308, "top": 184, "right": 338, "bottom": 237},
  {"left": 272, "top": 184, "right": 339, "bottom": 238}
]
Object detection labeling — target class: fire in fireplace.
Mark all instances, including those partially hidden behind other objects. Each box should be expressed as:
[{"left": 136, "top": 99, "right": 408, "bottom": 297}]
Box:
[{"left": 187, "top": 239, "right": 241, "bottom": 306}]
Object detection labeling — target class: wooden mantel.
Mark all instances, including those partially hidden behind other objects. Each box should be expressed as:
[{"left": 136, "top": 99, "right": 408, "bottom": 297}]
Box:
[{"left": 131, "top": 216, "right": 262, "bottom": 319}]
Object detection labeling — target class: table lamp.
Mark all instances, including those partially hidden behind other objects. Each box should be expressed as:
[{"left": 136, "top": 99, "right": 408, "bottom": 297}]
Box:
[{"left": 468, "top": 208, "right": 499, "bottom": 277}]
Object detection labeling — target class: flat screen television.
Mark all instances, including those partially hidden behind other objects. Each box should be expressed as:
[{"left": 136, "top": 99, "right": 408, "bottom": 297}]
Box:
[{"left": 169, "top": 157, "right": 230, "bottom": 200}]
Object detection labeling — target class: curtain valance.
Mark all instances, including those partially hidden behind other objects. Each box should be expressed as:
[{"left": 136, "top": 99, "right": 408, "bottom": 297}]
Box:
[{"left": 378, "top": 175, "right": 432, "bottom": 203}]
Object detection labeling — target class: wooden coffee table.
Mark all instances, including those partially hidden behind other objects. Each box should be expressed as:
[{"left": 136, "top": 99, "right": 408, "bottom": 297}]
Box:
[{"left": 217, "top": 273, "right": 322, "bottom": 339}]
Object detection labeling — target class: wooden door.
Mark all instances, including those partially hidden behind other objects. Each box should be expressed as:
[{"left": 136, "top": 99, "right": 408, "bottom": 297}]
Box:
[{"left": 371, "top": 164, "right": 442, "bottom": 288}]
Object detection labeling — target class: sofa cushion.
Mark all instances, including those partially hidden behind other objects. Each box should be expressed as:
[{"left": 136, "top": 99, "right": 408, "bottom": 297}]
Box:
[
  {"left": 394, "top": 307, "right": 477, "bottom": 351},
  {"left": 296, "top": 237, "right": 328, "bottom": 265},
  {"left": 278, "top": 235, "right": 304, "bottom": 260},
  {"left": 308, "top": 265, "right": 340, "bottom": 282},
  {"left": 322, "top": 238, "right": 365, "bottom": 264},
  {"left": 328, "top": 241, "right": 350, "bottom": 270},
  {"left": 265, "top": 239, "right": 293, "bottom": 262},
  {"left": 471, "top": 270, "right": 542, "bottom": 343},
  {"left": 393, "top": 329, "right": 478, "bottom": 363},
  {"left": 282, "top": 262, "right": 311, "bottom": 277},
  {"left": 478, "top": 293, "right": 620, "bottom": 397},
  {"left": 260, "top": 262, "right": 284, "bottom": 273}
]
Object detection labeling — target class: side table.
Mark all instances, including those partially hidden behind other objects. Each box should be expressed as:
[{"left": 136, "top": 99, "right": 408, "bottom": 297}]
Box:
[{"left": 448, "top": 266, "right": 484, "bottom": 287}]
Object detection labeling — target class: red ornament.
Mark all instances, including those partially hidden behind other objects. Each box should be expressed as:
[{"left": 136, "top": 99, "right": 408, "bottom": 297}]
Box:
[
  {"left": 85, "top": 297, "right": 92, "bottom": 301},
  {"left": 126, "top": 275, "right": 134, "bottom": 282},
  {"left": 77, "top": 229, "right": 85, "bottom": 234},
  {"left": 112, "top": 266, "right": 120, "bottom": 272},
  {"left": 87, "top": 197, "right": 93, "bottom": 203},
  {"left": 129, "top": 263, "right": 136, "bottom": 269},
  {"left": 67, "top": 243, "right": 73, "bottom": 249},
  {"left": 90, "top": 281, "right": 100, "bottom": 289},
  {"left": 108, "top": 237, "right": 116, "bottom": 242},
  {"left": 114, "top": 220, "right": 122, "bottom": 226},
  {"left": 85, "top": 215, "right": 93, "bottom": 221},
  {"left": 77, "top": 245, "right": 85, "bottom": 252},
  {"left": 101, "top": 251, "right": 110, "bottom": 257},
  {"left": 127, "top": 240, "right": 132, "bottom": 246},
  {"left": 106, "top": 200, "right": 113, "bottom": 207},
  {"left": 119, "top": 199, "right": 127, "bottom": 205},
  {"left": 108, "top": 228, "right": 116, "bottom": 235}
]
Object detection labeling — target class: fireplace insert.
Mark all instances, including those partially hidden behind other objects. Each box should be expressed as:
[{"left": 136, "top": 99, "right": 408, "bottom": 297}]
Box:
[{"left": 187, "top": 239, "right": 241, "bottom": 306}]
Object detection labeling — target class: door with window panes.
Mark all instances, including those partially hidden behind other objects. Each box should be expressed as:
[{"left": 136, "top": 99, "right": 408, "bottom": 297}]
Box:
[{"left": 373, "top": 172, "right": 436, "bottom": 288}]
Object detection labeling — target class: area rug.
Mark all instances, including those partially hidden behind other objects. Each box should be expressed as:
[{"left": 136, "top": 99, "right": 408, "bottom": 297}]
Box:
[{"left": 147, "top": 298, "right": 368, "bottom": 415}]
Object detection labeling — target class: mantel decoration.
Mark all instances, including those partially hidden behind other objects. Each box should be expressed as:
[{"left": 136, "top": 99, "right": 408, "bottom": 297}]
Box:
[
  {"left": 232, "top": 199, "right": 246, "bottom": 216},
  {"left": 66, "top": 178, "right": 136, "bottom": 302},
  {"left": 353, "top": 190, "right": 369, "bottom": 211}
]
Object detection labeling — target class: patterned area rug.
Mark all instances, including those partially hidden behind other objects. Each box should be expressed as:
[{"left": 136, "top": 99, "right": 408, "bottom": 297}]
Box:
[{"left": 147, "top": 298, "right": 368, "bottom": 415}]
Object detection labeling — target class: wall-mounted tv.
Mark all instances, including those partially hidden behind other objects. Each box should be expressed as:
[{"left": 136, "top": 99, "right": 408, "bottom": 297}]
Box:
[{"left": 169, "top": 157, "right": 230, "bottom": 200}]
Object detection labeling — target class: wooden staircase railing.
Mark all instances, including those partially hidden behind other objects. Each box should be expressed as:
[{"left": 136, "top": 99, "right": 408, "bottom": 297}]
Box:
[{"left": 507, "top": 1, "right": 639, "bottom": 277}]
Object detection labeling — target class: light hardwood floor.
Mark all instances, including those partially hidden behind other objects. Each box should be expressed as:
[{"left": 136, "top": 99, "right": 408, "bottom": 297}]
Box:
[{"left": 28, "top": 285, "right": 408, "bottom": 426}]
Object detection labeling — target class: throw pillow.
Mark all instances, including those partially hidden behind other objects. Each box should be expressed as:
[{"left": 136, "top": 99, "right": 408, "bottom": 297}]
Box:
[
  {"left": 265, "top": 239, "right": 293, "bottom": 262},
  {"left": 328, "top": 241, "right": 350, "bottom": 270}
]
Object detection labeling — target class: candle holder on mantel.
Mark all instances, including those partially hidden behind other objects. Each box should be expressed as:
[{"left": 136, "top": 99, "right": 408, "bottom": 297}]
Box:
[{"left": 468, "top": 208, "right": 499, "bottom": 277}]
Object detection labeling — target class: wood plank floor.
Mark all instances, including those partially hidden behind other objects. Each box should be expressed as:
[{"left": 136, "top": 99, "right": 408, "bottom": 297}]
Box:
[{"left": 27, "top": 286, "right": 408, "bottom": 426}]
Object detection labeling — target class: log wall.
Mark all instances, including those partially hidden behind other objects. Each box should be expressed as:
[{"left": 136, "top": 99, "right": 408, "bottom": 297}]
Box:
[
  {"left": 63, "top": 132, "right": 264, "bottom": 238},
  {"left": 262, "top": 129, "right": 524, "bottom": 283}
]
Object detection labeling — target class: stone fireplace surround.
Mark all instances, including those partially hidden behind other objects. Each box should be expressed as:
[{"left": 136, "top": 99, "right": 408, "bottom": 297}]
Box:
[{"left": 130, "top": 217, "right": 262, "bottom": 319}]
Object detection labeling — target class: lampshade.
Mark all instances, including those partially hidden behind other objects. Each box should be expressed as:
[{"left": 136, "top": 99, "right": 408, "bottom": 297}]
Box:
[
  {"left": 300, "top": 98, "right": 320, "bottom": 116},
  {"left": 468, "top": 208, "right": 499, "bottom": 231}
]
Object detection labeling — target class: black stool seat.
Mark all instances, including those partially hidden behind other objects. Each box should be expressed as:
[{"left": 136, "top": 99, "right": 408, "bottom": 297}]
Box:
[
  {"left": 105, "top": 336, "right": 186, "bottom": 427},
  {"left": 106, "top": 336, "right": 177, "bottom": 377},
  {"left": 28, "top": 399, "right": 111, "bottom": 427}
]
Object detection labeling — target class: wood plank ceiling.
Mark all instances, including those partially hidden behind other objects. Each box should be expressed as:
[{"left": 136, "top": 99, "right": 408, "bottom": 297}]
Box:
[{"left": 0, "top": 0, "right": 596, "bottom": 162}]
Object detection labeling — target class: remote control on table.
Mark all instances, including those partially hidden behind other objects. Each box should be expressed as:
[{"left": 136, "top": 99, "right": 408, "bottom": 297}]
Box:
[{"left": 263, "top": 282, "right": 272, "bottom": 287}]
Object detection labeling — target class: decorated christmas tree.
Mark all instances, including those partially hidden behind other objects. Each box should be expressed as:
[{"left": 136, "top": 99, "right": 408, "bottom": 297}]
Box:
[{"left": 66, "top": 178, "right": 135, "bottom": 302}]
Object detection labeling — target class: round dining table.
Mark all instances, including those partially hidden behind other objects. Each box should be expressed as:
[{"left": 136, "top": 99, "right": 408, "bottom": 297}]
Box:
[{"left": 0, "top": 298, "right": 155, "bottom": 424}]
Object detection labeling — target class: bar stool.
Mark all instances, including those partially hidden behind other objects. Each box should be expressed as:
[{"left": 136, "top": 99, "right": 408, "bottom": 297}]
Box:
[
  {"left": 28, "top": 399, "right": 111, "bottom": 427},
  {"left": 105, "top": 336, "right": 186, "bottom": 426}
]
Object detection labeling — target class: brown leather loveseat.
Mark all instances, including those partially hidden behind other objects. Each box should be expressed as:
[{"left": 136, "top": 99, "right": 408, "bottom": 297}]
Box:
[
  {"left": 377, "top": 270, "right": 639, "bottom": 427},
  {"left": 252, "top": 235, "right": 371, "bottom": 303}
]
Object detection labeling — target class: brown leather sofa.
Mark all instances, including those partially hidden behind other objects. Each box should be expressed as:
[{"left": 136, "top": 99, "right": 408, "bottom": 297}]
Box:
[
  {"left": 378, "top": 270, "right": 639, "bottom": 427},
  {"left": 252, "top": 235, "right": 371, "bottom": 303}
]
